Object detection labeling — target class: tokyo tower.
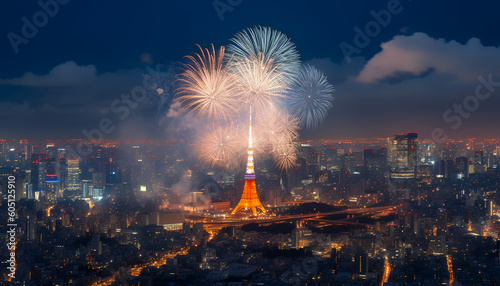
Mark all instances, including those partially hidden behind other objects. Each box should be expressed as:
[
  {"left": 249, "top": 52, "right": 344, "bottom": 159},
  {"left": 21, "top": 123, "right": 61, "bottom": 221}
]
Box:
[{"left": 232, "top": 107, "right": 266, "bottom": 215}]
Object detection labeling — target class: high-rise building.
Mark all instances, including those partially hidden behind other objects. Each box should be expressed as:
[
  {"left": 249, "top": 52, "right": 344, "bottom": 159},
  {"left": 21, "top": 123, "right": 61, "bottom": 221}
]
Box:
[
  {"left": 299, "top": 143, "right": 320, "bottom": 178},
  {"left": 291, "top": 226, "right": 312, "bottom": 249},
  {"left": 354, "top": 250, "right": 369, "bottom": 274},
  {"left": 388, "top": 132, "right": 418, "bottom": 179},
  {"left": 320, "top": 146, "right": 337, "bottom": 170},
  {"left": 45, "top": 144, "right": 57, "bottom": 158},
  {"left": 66, "top": 158, "right": 81, "bottom": 190},
  {"left": 82, "top": 179, "right": 92, "bottom": 198},
  {"left": 437, "top": 209, "right": 447, "bottom": 236},
  {"left": 474, "top": 150, "right": 485, "bottom": 173},
  {"left": 418, "top": 142, "right": 437, "bottom": 166},
  {"left": 364, "top": 147, "right": 387, "bottom": 174},
  {"left": 475, "top": 150, "right": 484, "bottom": 165},
  {"left": 0, "top": 140, "right": 7, "bottom": 165},
  {"left": 45, "top": 174, "right": 59, "bottom": 203},
  {"left": 44, "top": 157, "right": 60, "bottom": 202},
  {"left": 38, "top": 155, "right": 48, "bottom": 193},
  {"left": 439, "top": 159, "right": 455, "bottom": 179},
  {"left": 455, "top": 157, "right": 469, "bottom": 179},
  {"left": 307, "top": 149, "right": 320, "bottom": 178},
  {"left": 30, "top": 153, "right": 40, "bottom": 192},
  {"left": 26, "top": 214, "right": 37, "bottom": 242},
  {"left": 26, "top": 184, "right": 33, "bottom": 199},
  {"left": 287, "top": 157, "right": 306, "bottom": 191}
]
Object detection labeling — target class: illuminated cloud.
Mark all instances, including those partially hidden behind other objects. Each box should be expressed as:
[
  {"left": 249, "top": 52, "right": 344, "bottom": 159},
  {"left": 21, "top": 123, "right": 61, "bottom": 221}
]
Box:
[
  {"left": 0, "top": 61, "right": 97, "bottom": 86},
  {"left": 355, "top": 32, "right": 500, "bottom": 84}
]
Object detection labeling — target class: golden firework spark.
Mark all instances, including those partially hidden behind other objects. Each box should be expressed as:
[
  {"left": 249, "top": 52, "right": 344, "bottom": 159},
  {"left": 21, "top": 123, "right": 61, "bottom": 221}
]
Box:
[
  {"left": 173, "top": 27, "right": 331, "bottom": 171},
  {"left": 229, "top": 54, "right": 287, "bottom": 114},
  {"left": 176, "top": 45, "right": 241, "bottom": 120},
  {"left": 193, "top": 125, "right": 245, "bottom": 168}
]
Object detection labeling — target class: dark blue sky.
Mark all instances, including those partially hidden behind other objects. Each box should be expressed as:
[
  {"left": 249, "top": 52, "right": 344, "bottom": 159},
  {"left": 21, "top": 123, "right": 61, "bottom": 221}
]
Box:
[{"left": 1, "top": 0, "right": 500, "bottom": 140}]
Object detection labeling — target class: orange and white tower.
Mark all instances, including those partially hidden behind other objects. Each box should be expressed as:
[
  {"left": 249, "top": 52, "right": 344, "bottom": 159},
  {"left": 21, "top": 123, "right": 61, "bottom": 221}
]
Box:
[{"left": 232, "top": 107, "right": 266, "bottom": 215}]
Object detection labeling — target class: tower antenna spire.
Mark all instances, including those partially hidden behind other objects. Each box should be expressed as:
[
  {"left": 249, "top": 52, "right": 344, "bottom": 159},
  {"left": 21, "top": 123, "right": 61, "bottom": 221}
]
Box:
[
  {"left": 232, "top": 105, "right": 266, "bottom": 215},
  {"left": 246, "top": 106, "right": 254, "bottom": 178}
]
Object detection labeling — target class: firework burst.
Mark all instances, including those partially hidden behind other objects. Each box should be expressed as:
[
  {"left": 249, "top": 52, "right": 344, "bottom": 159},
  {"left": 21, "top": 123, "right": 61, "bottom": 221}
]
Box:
[
  {"left": 173, "top": 28, "right": 333, "bottom": 171},
  {"left": 287, "top": 64, "right": 335, "bottom": 129},
  {"left": 253, "top": 108, "right": 300, "bottom": 169},
  {"left": 176, "top": 45, "right": 241, "bottom": 120},
  {"left": 230, "top": 54, "right": 287, "bottom": 113},
  {"left": 254, "top": 108, "right": 299, "bottom": 147},
  {"left": 227, "top": 26, "right": 300, "bottom": 83},
  {"left": 271, "top": 139, "right": 298, "bottom": 171},
  {"left": 194, "top": 125, "right": 245, "bottom": 168}
]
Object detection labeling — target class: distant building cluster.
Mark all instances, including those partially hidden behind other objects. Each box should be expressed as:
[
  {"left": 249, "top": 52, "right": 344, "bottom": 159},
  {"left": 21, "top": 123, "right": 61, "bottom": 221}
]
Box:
[{"left": 0, "top": 135, "right": 500, "bottom": 285}]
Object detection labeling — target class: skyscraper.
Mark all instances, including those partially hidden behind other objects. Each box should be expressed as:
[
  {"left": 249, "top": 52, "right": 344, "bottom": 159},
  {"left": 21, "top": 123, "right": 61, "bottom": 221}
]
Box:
[
  {"left": 66, "top": 158, "right": 81, "bottom": 190},
  {"left": 44, "top": 157, "right": 60, "bottom": 203},
  {"left": 388, "top": 132, "right": 418, "bottom": 179},
  {"left": 364, "top": 147, "right": 387, "bottom": 175},
  {"left": 474, "top": 150, "right": 485, "bottom": 173},
  {"left": 455, "top": 157, "right": 469, "bottom": 179},
  {"left": 354, "top": 250, "right": 369, "bottom": 274},
  {"left": 30, "top": 153, "right": 40, "bottom": 193}
]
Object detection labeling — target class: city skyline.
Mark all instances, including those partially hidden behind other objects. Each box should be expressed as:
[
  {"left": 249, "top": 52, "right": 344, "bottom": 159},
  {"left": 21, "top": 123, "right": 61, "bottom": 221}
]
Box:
[
  {"left": 2, "top": 1, "right": 500, "bottom": 285},
  {"left": 1, "top": 124, "right": 500, "bottom": 284}
]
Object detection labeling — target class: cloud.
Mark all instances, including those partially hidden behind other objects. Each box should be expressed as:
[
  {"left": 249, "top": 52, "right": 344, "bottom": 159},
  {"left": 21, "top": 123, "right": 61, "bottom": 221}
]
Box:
[
  {"left": 0, "top": 61, "right": 159, "bottom": 138},
  {"left": 377, "top": 67, "right": 435, "bottom": 84},
  {"left": 160, "top": 100, "right": 200, "bottom": 138},
  {"left": 0, "top": 61, "right": 97, "bottom": 86},
  {"left": 355, "top": 32, "right": 500, "bottom": 84},
  {"left": 0, "top": 101, "right": 33, "bottom": 115},
  {"left": 166, "top": 101, "right": 181, "bottom": 118},
  {"left": 301, "top": 33, "right": 500, "bottom": 140},
  {"left": 0, "top": 61, "right": 146, "bottom": 109}
]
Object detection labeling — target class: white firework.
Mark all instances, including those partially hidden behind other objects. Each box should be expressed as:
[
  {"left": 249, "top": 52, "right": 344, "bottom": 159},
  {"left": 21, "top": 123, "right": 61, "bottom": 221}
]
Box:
[
  {"left": 287, "top": 64, "right": 334, "bottom": 129},
  {"left": 227, "top": 26, "right": 300, "bottom": 83},
  {"left": 229, "top": 54, "right": 287, "bottom": 113}
]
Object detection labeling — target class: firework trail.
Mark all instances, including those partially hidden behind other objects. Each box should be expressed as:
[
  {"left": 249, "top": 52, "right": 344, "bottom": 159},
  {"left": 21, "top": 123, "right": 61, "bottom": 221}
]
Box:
[{"left": 287, "top": 64, "right": 335, "bottom": 129}]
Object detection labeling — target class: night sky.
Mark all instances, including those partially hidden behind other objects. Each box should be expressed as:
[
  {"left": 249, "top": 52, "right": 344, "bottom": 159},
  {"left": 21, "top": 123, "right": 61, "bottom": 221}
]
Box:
[{"left": 1, "top": 0, "right": 500, "bottom": 140}]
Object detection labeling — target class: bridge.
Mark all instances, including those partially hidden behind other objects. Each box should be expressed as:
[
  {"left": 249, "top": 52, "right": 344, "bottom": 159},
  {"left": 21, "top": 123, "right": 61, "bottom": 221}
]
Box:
[{"left": 191, "top": 204, "right": 401, "bottom": 231}]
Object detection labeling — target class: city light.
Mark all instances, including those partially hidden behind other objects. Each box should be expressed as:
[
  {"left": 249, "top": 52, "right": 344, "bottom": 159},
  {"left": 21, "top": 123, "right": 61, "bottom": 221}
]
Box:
[{"left": 1, "top": 1, "right": 498, "bottom": 284}]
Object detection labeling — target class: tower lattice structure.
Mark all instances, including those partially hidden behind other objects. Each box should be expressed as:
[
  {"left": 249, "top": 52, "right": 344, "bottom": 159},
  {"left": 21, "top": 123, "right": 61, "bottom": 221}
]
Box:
[{"left": 232, "top": 107, "right": 266, "bottom": 215}]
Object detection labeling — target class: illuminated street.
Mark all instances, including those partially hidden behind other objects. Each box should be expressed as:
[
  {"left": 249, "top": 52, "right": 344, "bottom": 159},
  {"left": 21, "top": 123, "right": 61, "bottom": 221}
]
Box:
[{"left": 381, "top": 258, "right": 391, "bottom": 286}]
